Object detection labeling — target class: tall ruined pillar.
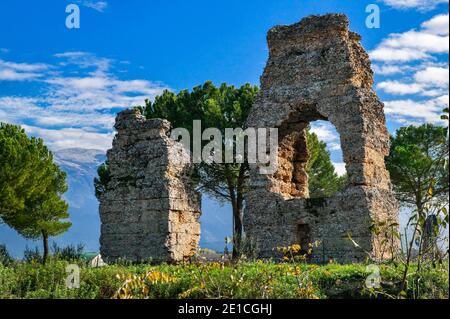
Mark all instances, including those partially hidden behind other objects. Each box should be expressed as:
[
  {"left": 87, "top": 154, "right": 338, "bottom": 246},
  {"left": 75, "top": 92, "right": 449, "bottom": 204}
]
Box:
[
  {"left": 244, "top": 14, "right": 399, "bottom": 263},
  {"left": 99, "top": 109, "right": 201, "bottom": 263}
]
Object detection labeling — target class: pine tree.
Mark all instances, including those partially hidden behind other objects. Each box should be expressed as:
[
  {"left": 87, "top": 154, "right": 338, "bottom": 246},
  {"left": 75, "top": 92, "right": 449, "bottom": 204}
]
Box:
[
  {"left": 307, "top": 131, "right": 346, "bottom": 197},
  {"left": 0, "top": 123, "right": 70, "bottom": 263}
]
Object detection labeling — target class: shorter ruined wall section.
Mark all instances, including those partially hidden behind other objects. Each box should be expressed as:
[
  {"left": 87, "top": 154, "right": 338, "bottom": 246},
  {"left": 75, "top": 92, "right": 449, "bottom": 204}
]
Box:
[
  {"left": 245, "top": 187, "right": 398, "bottom": 263},
  {"left": 99, "top": 109, "right": 201, "bottom": 263}
]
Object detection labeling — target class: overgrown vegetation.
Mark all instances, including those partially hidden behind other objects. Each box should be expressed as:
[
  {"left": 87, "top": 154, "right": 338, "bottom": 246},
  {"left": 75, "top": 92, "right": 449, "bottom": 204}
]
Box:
[
  {"left": 306, "top": 131, "right": 346, "bottom": 198},
  {"left": 0, "top": 244, "right": 13, "bottom": 266},
  {"left": 0, "top": 259, "right": 447, "bottom": 299},
  {"left": 0, "top": 241, "right": 447, "bottom": 300},
  {"left": 386, "top": 123, "right": 449, "bottom": 296}
]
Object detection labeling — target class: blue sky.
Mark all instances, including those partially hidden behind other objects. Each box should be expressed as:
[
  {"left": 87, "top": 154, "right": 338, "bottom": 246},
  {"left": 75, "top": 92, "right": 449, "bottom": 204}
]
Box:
[
  {"left": 0, "top": 1, "right": 449, "bottom": 253},
  {"left": 0, "top": 0, "right": 448, "bottom": 156}
]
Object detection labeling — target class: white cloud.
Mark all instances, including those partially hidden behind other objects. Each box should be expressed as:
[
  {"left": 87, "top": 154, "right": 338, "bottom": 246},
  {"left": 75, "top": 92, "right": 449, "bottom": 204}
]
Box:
[
  {"left": 0, "top": 69, "right": 42, "bottom": 81},
  {"left": 310, "top": 122, "right": 338, "bottom": 143},
  {"left": 414, "top": 66, "right": 449, "bottom": 87},
  {"left": 0, "top": 59, "right": 49, "bottom": 72},
  {"left": 22, "top": 125, "right": 114, "bottom": 152},
  {"left": 310, "top": 122, "right": 344, "bottom": 164},
  {"left": 54, "top": 51, "right": 90, "bottom": 58},
  {"left": 113, "top": 79, "right": 166, "bottom": 95},
  {"left": 0, "top": 52, "right": 169, "bottom": 152},
  {"left": 0, "top": 59, "right": 50, "bottom": 81},
  {"left": 372, "top": 14, "right": 449, "bottom": 126},
  {"left": 370, "top": 14, "right": 449, "bottom": 62},
  {"left": 370, "top": 47, "right": 431, "bottom": 62},
  {"left": 384, "top": 95, "right": 449, "bottom": 123},
  {"left": 80, "top": 1, "right": 108, "bottom": 12},
  {"left": 48, "top": 76, "right": 109, "bottom": 90},
  {"left": 377, "top": 81, "right": 424, "bottom": 95},
  {"left": 393, "top": 117, "right": 424, "bottom": 126},
  {"left": 382, "top": 30, "right": 448, "bottom": 53},
  {"left": 44, "top": 76, "right": 166, "bottom": 112},
  {"left": 380, "top": 0, "right": 449, "bottom": 11},
  {"left": 328, "top": 142, "right": 342, "bottom": 151},
  {"left": 332, "top": 162, "right": 347, "bottom": 176},
  {"left": 0, "top": 96, "right": 115, "bottom": 130},
  {"left": 372, "top": 64, "right": 404, "bottom": 75},
  {"left": 38, "top": 52, "right": 169, "bottom": 113},
  {"left": 54, "top": 51, "right": 111, "bottom": 76},
  {"left": 375, "top": 63, "right": 448, "bottom": 97},
  {"left": 421, "top": 88, "right": 448, "bottom": 97},
  {"left": 421, "top": 13, "right": 449, "bottom": 35},
  {"left": 0, "top": 97, "right": 39, "bottom": 124}
]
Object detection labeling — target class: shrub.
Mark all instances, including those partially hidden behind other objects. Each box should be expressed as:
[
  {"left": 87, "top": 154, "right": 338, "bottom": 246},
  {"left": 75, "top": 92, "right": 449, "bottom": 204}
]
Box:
[
  {"left": 23, "top": 246, "right": 42, "bottom": 264},
  {"left": 51, "top": 243, "right": 85, "bottom": 262},
  {"left": 0, "top": 260, "right": 447, "bottom": 299},
  {"left": 0, "top": 244, "right": 13, "bottom": 266}
]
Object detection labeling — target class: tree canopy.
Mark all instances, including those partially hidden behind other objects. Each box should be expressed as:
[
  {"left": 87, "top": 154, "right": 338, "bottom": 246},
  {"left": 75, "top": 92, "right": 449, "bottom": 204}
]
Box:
[
  {"left": 142, "top": 81, "right": 258, "bottom": 257},
  {"left": 0, "top": 123, "right": 70, "bottom": 263},
  {"left": 386, "top": 123, "right": 449, "bottom": 212},
  {"left": 386, "top": 123, "right": 449, "bottom": 292},
  {"left": 306, "top": 131, "right": 346, "bottom": 198}
]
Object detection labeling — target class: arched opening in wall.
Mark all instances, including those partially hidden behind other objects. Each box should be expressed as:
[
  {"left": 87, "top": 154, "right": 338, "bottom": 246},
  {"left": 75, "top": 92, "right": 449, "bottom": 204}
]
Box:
[
  {"left": 273, "top": 110, "right": 347, "bottom": 199},
  {"left": 308, "top": 120, "right": 347, "bottom": 198}
]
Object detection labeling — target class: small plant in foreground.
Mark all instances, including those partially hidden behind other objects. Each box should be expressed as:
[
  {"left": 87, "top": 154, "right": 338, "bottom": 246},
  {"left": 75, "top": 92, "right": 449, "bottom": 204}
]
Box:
[
  {"left": 0, "top": 244, "right": 14, "bottom": 266},
  {"left": 23, "top": 246, "right": 43, "bottom": 264},
  {"left": 51, "top": 243, "right": 85, "bottom": 261},
  {"left": 114, "top": 271, "right": 176, "bottom": 299},
  {"left": 275, "top": 241, "right": 321, "bottom": 263}
]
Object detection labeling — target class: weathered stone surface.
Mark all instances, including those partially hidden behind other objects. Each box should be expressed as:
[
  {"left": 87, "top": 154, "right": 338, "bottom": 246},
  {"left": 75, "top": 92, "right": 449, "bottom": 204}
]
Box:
[
  {"left": 98, "top": 13, "right": 399, "bottom": 265},
  {"left": 244, "top": 14, "right": 399, "bottom": 263},
  {"left": 99, "top": 109, "right": 201, "bottom": 263}
]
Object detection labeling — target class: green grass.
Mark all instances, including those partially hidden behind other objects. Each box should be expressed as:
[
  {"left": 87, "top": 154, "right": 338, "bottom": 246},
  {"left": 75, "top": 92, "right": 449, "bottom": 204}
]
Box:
[{"left": 0, "top": 260, "right": 448, "bottom": 299}]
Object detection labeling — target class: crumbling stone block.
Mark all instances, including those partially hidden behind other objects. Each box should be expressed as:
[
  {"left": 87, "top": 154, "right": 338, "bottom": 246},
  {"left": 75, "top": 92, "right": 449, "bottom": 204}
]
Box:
[{"left": 99, "top": 109, "right": 201, "bottom": 263}]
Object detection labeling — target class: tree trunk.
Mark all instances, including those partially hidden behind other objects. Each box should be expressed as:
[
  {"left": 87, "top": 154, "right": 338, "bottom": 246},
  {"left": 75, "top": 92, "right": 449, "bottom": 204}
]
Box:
[
  {"left": 233, "top": 199, "right": 244, "bottom": 259},
  {"left": 42, "top": 231, "right": 49, "bottom": 265},
  {"left": 226, "top": 180, "right": 240, "bottom": 260},
  {"left": 399, "top": 197, "right": 423, "bottom": 296},
  {"left": 231, "top": 165, "right": 246, "bottom": 260},
  {"left": 229, "top": 187, "right": 239, "bottom": 260}
]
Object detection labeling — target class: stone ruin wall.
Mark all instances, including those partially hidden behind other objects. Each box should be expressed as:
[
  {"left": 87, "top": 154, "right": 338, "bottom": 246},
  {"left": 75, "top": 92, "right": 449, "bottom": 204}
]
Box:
[
  {"left": 98, "top": 13, "right": 399, "bottom": 264},
  {"left": 244, "top": 14, "right": 400, "bottom": 263},
  {"left": 99, "top": 109, "right": 201, "bottom": 263}
]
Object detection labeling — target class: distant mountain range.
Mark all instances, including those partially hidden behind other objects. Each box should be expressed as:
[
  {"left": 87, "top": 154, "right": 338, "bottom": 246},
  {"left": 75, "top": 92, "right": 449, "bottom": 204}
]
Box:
[{"left": 0, "top": 148, "right": 231, "bottom": 258}]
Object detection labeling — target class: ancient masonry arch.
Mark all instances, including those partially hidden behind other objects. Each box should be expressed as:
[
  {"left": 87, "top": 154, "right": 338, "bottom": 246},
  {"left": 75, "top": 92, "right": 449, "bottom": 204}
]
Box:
[
  {"left": 99, "top": 13, "right": 399, "bottom": 263},
  {"left": 244, "top": 14, "right": 399, "bottom": 263}
]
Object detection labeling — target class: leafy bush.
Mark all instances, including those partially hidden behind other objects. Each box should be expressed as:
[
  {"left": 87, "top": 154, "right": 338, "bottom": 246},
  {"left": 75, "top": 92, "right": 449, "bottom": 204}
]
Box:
[
  {"left": 0, "top": 261, "right": 447, "bottom": 299},
  {"left": 0, "top": 244, "right": 13, "bottom": 266},
  {"left": 23, "top": 246, "right": 42, "bottom": 264},
  {"left": 51, "top": 243, "right": 85, "bottom": 262}
]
